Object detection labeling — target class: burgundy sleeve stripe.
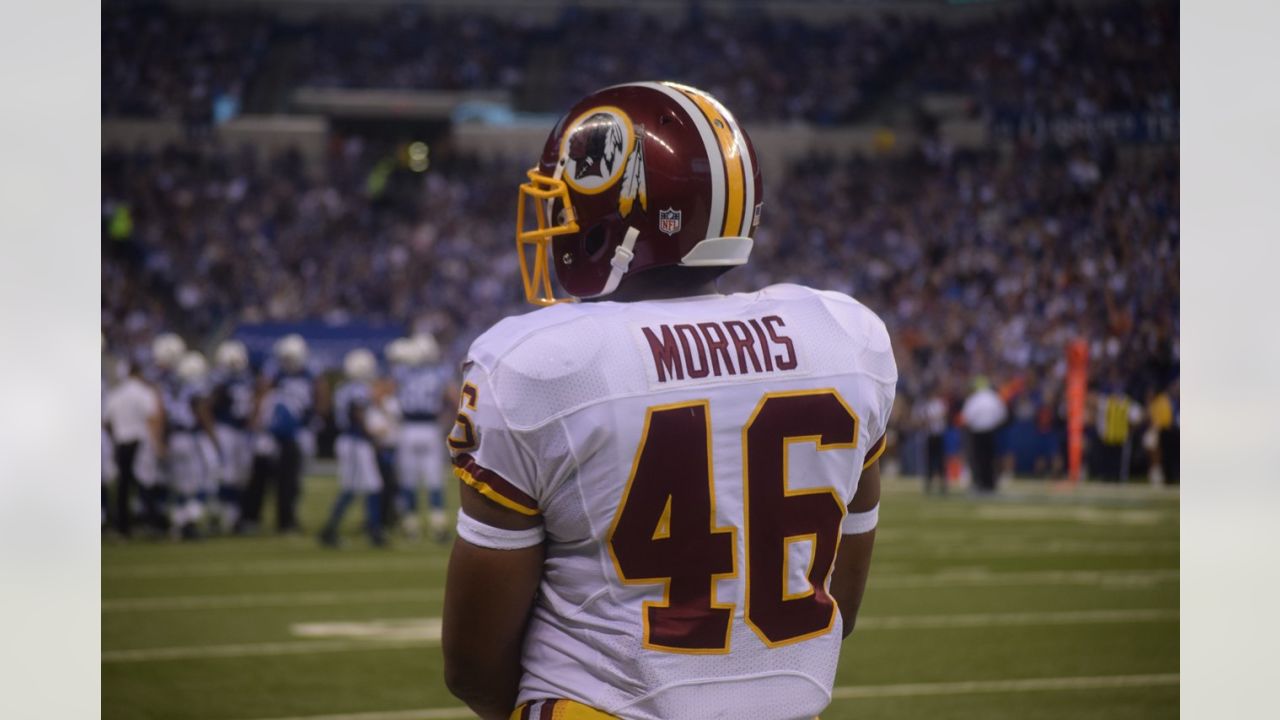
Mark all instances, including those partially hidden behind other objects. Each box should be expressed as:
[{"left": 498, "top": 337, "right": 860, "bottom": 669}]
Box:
[
  {"left": 538, "top": 699, "right": 560, "bottom": 720},
  {"left": 863, "top": 434, "right": 888, "bottom": 469},
  {"left": 452, "top": 453, "right": 539, "bottom": 516}
]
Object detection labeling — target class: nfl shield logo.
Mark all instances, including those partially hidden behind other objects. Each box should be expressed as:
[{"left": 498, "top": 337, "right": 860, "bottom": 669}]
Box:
[{"left": 658, "top": 207, "right": 682, "bottom": 236}]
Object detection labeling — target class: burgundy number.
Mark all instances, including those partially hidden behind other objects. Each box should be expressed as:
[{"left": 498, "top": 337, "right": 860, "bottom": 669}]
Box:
[
  {"left": 607, "top": 401, "right": 737, "bottom": 653},
  {"left": 744, "top": 391, "right": 858, "bottom": 646},
  {"left": 610, "top": 390, "right": 861, "bottom": 652},
  {"left": 447, "top": 382, "right": 479, "bottom": 452}
]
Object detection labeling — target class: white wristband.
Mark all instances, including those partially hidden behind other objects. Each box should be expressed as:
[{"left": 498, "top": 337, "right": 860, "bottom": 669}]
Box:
[
  {"left": 456, "top": 507, "right": 545, "bottom": 550},
  {"left": 842, "top": 503, "right": 879, "bottom": 535}
]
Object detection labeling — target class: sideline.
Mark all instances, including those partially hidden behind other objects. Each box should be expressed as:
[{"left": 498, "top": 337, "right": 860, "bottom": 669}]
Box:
[{"left": 102, "top": 608, "right": 1177, "bottom": 663}]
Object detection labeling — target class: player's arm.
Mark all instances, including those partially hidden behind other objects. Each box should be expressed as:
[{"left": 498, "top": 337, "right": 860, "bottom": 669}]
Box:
[
  {"left": 442, "top": 482, "right": 544, "bottom": 720},
  {"left": 249, "top": 376, "right": 270, "bottom": 431},
  {"left": 830, "top": 459, "right": 881, "bottom": 639},
  {"left": 150, "top": 387, "right": 168, "bottom": 458},
  {"left": 313, "top": 377, "right": 331, "bottom": 419}
]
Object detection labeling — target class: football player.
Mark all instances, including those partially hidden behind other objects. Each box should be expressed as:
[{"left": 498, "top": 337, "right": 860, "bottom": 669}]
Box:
[
  {"left": 148, "top": 332, "right": 186, "bottom": 387},
  {"left": 166, "top": 351, "right": 220, "bottom": 539},
  {"left": 320, "top": 348, "right": 386, "bottom": 547},
  {"left": 442, "top": 83, "right": 896, "bottom": 720},
  {"left": 265, "top": 333, "right": 320, "bottom": 533},
  {"left": 393, "top": 333, "right": 453, "bottom": 542},
  {"left": 210, "top": 340, "right": 255, "bottom": 531}
]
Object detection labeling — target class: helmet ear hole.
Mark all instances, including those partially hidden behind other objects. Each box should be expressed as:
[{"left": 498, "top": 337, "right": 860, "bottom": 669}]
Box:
[{"left": 583, "top": 224, "right": 608, "bottom": 258}]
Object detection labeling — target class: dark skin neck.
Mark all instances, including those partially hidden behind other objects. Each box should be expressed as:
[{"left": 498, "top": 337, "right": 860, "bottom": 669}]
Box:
[{"left": 585, "top": 266, "right": 727, "bottom": 303}]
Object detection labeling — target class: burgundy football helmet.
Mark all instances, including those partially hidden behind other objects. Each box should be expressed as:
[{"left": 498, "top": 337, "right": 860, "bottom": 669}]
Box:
[{"left": 517, "top": 82, "right": 764, "bottom": 305}]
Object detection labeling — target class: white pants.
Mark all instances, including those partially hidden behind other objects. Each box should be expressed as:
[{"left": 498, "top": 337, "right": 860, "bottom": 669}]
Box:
[
  {"left": 397, "top": 422, "right": 444, "bottom": 492},
  {"left": 167, "top": 432, "right": 208, "bottom": 496},
  {"left": 336, "top": 436, "right": 382, "bottom": 493},
  {"left": 215, "top": 425, "right": 252, "bottom": 487}
]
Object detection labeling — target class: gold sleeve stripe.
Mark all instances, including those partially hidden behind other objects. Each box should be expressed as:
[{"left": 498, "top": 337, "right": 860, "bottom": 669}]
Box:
[
  {"left": 863, "top": 434, "right": 888, "bottom": 470},
  {"left": 510, "top": 699, "right": 617, "bottom": 720},
  {"left": 674, "top": 85, "right": 747, "bottom": 237},
  {"left": 452, "top": 454, "right": 539, "bottom": 516}
]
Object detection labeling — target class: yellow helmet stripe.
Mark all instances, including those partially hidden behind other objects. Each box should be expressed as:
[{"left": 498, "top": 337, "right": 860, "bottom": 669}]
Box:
[{"left": 671, "top": 84, "right": 748, "bottom": 238}]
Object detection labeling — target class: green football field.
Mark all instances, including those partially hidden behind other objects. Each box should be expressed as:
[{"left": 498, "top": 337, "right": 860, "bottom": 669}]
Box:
[{"left": 102, "top": 472, "right": 1179, "bottom": 720}]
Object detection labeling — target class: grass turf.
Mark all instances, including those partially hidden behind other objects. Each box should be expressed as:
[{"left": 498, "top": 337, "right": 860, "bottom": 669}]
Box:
[{"left": 102, "top": 473, "right": 1178, "bottom": 720}]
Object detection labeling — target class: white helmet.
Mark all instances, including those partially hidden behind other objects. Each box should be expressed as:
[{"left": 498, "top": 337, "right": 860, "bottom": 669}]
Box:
[
  {"left": 408, "top": 333, "right": 441, "bottom": 365},
  {"left": 151, "top": 333, "right": 187, "bottom": 370},
  {"left": 215, "top": 339, "right": 249, "bottom": 372},
  {"left": 176, "top": 351, "right": 209, "bottom": 384},
  {"left": 273, "top": 333, "right": 308, "bottom": 370},
  {"left": 384, "top": 338, "right": 410, "bottom": 367},
  {"left": 343, "top": 348, "right": 378, "bottom": 382}
]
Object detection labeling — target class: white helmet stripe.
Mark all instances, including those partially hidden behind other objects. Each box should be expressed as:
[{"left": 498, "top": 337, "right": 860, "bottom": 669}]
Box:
[
  {"left": 633, "top": 81, "right": 726, "bottom": 239},
  {"left": 682, "top": 86, "right": 755, "bottom": 237}
]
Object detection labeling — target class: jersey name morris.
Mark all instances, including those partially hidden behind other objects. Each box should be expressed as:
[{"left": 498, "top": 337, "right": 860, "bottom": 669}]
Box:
[{"left": 638, "top": 314, "right": 798, "bottom": 384}]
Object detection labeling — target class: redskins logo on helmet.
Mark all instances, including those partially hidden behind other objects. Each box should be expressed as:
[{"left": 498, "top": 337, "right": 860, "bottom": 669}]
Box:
[
  {"left": 562, "top": 108, "right": 632, "bottom": 192},
  {"left": 516, "top": 82, "right": 762, "bottom": 305}
]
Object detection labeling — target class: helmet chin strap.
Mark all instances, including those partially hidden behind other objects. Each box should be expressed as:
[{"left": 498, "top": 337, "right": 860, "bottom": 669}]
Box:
[{"left": 592, "top": 226, "right": 641, "bottom": 298}]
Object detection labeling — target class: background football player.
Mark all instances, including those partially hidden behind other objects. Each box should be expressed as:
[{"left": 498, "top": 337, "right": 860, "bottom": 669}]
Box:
[
  {"left": 210, "top": 339, "right": 255, "bottom": 531},
  {"left": 392, "top": 332, "right": 453, "bottom": 542},
  {"left": 442, "top": 82, "right": 894, "bottom": 720},
  {"left": 264, "top": 333, "right": 321, "bottom": 533},
  {"left": 321, "top": 348, "right": 387, "bottom": 548},
  {"left": 165, "top": 350, "right": 220, "bottom": 540}
]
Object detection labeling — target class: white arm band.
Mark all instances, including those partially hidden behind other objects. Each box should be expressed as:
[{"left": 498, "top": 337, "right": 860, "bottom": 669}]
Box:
[
  {"left": 455, "top": 507, "right": 545, "bottom": 550},
  {"left": 842, "top": 503, "right": 879, "bottom": 535}
]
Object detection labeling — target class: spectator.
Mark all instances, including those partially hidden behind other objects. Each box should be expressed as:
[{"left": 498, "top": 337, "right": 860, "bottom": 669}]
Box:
[
  {"left": 1149, "top": 379, "right": 1179, "bottom": 485},
  {"left": 103, "top": 362, "right": 166, "bottom": 535},
  {"left": 1093, "top": 376, "right": 1144, "bottom": 482},
  {"left": 918, "top": 388, "right": 949, "bottom": 494},
  {"left": 961, "top": 377, "right": 1007, "bottom": 494}
]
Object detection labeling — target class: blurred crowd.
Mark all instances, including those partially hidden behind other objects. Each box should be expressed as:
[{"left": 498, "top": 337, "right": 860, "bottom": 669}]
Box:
[
  {"left": 103, "top": 132, "right": 1179, "bottom": 464},
  {"left": 102, "top": 0, "right": 1178, "bottom": 488},
  {"left": 103, "top": 1, "right": 1177, "bottom": 126},
  {"left": 102, "top": 139, "right": 520, "bottom": 363},
  {"left": 908, "top": 0, "right": 1177, "bottom": 118}
]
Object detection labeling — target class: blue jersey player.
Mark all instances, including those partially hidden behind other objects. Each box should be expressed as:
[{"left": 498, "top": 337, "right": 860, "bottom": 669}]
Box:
[
  {"left": 211, "top": 340, "right": 256, "bottom": 530},
  {"left": 321, "top": 349, "right": 386, "bottom": 547},
  {"left": 392, "top": 333, "right": 454, "bottom": 541}
]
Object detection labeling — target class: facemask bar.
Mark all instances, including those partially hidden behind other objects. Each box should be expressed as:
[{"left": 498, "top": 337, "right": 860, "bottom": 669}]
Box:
[{"left": 516, "top": 168, "right": 579, "bottom": 306}]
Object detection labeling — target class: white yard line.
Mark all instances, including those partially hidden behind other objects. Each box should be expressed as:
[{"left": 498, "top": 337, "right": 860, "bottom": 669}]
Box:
[
  {"left": 876, "top": 539, "right": 1181, "bottom": 557},
  {"left": 856, "top": 608, "right": 1177, "bottom": 630},
  {"left": 101, "top": 638, "right": 429, "bottom": 663},
  {"left": 103, "top": 557, "right": 444, "bottom": 579},
  {"left": 873, "top": 568, "right": 1177, "bottom": 588},
  {"left": 241, "top": 673, "right": 1179, "bottom": 720},
  {"left": 828, "top": 672, "right": 1179, "bottom": 700},
  {"left": 101, "top": 569, "right": 1177, "bottom": 614},
  {"left": 102, "top": 608, "right": 1176, "bottom": 663},
  {"left": 102, "top": 588, "right": 442, "bottom": 612}
]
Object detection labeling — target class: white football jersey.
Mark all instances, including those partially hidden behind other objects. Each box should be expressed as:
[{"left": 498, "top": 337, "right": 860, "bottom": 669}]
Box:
[{"left": 450, "top": 284, "right": 897, "bottom": 720}]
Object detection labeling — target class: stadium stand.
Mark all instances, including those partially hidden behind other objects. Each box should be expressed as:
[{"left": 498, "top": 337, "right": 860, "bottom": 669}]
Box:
[
  {"left": 102, "top": 0, "right": 1178, "bottom": 483},
  {"left": 103, "top": 1, "right": 1177, "bottom": 126}
]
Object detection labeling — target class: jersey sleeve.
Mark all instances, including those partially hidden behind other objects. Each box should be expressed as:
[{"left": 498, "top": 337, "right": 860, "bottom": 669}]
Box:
[
  {"left": 812, "top": 288, "right": 898, "bottom": 470},
  {"left": 860, "top": 314, "right": 897, "bottom": 470},
  {"left": 448, "top": 363, "right": 542, "bottom": 517}
]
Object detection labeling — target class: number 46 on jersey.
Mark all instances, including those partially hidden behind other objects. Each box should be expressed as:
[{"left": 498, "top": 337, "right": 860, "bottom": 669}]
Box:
[{"left": 608, "top": 388, "right": 864, "bottom": 654}]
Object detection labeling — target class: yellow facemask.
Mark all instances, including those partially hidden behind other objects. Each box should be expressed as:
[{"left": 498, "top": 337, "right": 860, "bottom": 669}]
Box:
[{"left": 516, "top": 168, "right": 580, "bottom": 306}]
